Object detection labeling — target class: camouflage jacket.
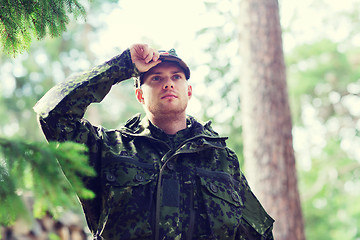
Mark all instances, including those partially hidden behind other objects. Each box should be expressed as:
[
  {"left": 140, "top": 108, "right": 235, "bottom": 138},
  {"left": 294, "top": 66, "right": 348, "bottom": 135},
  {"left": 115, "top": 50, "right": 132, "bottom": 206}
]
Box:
[{"left": 34, "top": 49, "right": 274, "bottom": 240}]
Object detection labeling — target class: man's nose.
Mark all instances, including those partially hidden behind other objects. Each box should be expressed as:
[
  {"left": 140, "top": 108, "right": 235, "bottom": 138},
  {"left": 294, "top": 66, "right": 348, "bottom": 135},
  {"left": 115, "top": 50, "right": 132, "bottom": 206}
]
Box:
[{"left": 163, "top": 78, "right": 174, "bottom": 89}]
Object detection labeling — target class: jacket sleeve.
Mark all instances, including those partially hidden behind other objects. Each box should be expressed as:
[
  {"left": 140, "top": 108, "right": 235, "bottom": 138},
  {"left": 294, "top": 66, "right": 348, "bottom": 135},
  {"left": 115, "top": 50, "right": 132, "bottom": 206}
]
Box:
[
  {"left": 33, "top": 49, "right": 139, "bottom": 234},
  {"left": 33, "top": 49, "right": 138, "bottom": 143},
  {"left": 226, "top": 148, "right": 275, "bottom": 240},
  {"left": 238, "top": 173, "right": 275, "bottom": 239}
]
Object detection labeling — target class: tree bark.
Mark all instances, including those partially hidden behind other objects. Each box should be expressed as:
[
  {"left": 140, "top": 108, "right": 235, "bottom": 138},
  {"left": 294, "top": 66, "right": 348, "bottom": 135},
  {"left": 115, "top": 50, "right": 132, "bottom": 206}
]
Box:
[{"left": 238, "top": 0, "right": 306, "bottom": 239}]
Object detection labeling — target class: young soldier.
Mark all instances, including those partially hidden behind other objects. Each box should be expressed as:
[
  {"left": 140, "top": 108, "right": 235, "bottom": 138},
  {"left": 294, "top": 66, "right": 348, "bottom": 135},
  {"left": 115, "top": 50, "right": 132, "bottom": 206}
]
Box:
[{"left": 34, "top": 43, "right": 274, "bottom": 240}]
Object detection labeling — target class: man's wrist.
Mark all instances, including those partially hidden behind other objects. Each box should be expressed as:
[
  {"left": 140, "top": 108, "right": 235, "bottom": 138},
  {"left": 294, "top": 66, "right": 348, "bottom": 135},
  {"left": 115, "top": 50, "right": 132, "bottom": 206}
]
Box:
[{"left": 109, "top": 49, "right": 141, "bottom": 84}]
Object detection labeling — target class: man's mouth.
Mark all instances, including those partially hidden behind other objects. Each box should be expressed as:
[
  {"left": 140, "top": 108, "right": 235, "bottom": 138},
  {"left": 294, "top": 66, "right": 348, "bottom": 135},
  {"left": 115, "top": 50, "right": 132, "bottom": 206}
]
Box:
[{"left": 161, "top": 93, "right": 177, "bottom": 99}]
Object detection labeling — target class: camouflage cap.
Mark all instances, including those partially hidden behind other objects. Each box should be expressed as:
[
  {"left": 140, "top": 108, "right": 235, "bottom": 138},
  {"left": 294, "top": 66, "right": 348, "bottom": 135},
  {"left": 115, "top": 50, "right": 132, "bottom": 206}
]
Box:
[{"left": 135, "top": 49, "right": 190, "bottom": 88}]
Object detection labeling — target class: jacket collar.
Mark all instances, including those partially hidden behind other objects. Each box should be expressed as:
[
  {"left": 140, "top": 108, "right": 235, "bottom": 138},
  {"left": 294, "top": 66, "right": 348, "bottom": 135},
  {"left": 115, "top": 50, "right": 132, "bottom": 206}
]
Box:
[{"left": 120, "top": 114, "right": 227, "bottom": 140}]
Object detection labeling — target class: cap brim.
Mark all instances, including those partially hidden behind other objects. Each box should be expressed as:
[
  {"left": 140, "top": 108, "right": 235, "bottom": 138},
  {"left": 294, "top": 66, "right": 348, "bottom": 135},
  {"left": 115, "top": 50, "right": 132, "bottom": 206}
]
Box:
[{"left": 159, "top": 55, "right": 190, "bottom": 79}]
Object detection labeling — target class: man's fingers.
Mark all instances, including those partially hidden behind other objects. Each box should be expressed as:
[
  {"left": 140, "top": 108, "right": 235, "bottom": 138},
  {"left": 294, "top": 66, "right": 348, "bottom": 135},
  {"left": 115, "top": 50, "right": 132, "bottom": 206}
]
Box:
[
  {"left": 133, "top": 44, "right": 145, "bottom": 54},
  {"left": 147, "top": 59, "right": 162, "bottom": 69},
  {"left": 144, "top": 50, "right": 154, "bottom": 63},
  {"left": 130, "top": 43, "right": 162, "bottom": 72},
  {"left": 131, "top": 44, "right": 149, "bottom": 61},
  {"left": 144, "top": 48, "right": 162, "bottom": 63},
  {"left": 153, "top": 51, "right": 160, "bottom": 62}
]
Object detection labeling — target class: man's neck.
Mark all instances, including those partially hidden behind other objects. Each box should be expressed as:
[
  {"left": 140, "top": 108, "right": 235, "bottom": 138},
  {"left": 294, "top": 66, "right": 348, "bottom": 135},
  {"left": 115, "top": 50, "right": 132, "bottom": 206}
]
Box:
[{"left": 148, "top": 113, "right": 187, "bottom": 135}]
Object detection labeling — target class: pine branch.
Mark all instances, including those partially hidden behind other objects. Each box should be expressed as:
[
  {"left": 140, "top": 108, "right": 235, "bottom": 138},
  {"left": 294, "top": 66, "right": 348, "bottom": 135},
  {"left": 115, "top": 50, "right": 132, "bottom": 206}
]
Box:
[
  {"left": 0, "top": 137, "right": 95, "bottom": 226},
  {"left": 0, "top": 0, "right": 88, "bottom": 57}
]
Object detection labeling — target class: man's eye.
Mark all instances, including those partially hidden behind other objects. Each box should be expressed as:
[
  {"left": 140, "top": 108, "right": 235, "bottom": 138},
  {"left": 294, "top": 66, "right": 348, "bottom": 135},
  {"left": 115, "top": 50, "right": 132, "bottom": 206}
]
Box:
[
  {"left": 152, "top": 76, "right": 161, "bottom": 81},
  {"left": 173, "top": 75, "right": 181, "bottom": 80}
]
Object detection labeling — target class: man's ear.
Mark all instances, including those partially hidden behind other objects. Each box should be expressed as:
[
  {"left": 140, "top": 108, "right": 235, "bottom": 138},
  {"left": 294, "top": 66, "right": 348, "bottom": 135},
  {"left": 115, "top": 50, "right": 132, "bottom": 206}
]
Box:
[
  {"left": 187, "top": 85, "right": 192, "bottom": 99},
  {"left": 135, "top": 88, "right": 145, "bottom": 104}
]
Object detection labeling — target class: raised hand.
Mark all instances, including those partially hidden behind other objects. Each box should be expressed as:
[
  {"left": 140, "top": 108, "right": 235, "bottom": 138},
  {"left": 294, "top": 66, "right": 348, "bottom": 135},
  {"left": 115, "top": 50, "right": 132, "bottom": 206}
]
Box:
[{"left": 130, "top": 44, "right": 162, "bottom": 73}]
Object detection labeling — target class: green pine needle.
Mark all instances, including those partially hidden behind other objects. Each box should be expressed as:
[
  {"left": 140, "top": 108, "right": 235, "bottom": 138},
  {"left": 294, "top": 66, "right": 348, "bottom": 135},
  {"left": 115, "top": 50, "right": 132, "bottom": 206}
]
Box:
[
  {"left": 0, "top": 137, "right": 96, "bottom": 226},
  {"left": 0, "top": 0, "right": 88, "bottom": 57}
]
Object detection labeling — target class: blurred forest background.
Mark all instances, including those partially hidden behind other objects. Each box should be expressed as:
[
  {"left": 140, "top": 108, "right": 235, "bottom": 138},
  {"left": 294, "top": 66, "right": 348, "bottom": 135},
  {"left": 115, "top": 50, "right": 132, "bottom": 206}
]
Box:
[{"left": 1, "top": 0, "right": 360, "bottom": 239}]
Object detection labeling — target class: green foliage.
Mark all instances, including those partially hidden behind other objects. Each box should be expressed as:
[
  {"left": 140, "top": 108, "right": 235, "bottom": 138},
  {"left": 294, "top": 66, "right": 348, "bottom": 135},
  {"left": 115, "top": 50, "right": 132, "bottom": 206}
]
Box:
[
  {"left": 0, "top": 0, "right": 88, "bottom": 57},
  {"left": 287, "top": 39, "right": 359, "bottom": 97},
  {"left": 299, "top": 137, "right": 360, "bottom": 239},
  {"left": 286, "top": 38, "right": 360, "bottom": 127},
  {"left": 285, "top": 9, "right": 360, "bottom": 237},
  {"left": 0, "top": 138, "right": 95, "bottom": 226}
]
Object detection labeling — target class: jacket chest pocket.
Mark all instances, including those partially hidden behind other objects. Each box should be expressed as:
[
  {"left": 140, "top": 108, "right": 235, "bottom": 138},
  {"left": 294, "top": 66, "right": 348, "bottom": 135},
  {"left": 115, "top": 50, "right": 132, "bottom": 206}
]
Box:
[
  {"left": 100, "top": 156, "right": 157, "bottom": 239},
  {"left": 196, "top": 169, "right": 244, "bottom": 238},
  {"left": 102, "top": 156, "right": 157, "bottom": 205}
]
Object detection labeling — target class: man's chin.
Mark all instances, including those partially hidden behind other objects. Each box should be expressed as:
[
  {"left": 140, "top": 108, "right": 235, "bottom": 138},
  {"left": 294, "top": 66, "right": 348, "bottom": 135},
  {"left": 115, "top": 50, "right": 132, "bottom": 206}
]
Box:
[{"left": 153, "top": 106, "right": 187, "bottom": 116}]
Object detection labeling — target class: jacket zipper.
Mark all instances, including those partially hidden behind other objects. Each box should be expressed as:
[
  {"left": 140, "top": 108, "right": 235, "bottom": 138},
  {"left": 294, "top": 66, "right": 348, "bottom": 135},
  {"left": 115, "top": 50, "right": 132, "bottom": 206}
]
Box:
[
  {"left": 187, "top": 180, "right": 195, "bottom": 240},
  {"left": 154, "top": 151, "right": 175, "bottom": 240}
]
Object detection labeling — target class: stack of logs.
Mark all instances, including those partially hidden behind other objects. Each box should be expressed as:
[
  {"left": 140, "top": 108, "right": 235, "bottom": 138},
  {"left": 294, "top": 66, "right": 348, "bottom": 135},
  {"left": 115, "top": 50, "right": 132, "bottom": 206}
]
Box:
[{"left": 1, "top": 211, "right": 90, "bottom": 240}]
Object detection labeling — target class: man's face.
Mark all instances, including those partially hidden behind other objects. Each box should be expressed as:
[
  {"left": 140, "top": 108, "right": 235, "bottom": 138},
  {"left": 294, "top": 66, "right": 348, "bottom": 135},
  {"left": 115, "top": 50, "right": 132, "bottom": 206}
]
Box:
[{"left": 136, "top": 62, "right": 192, "bottom": 117}]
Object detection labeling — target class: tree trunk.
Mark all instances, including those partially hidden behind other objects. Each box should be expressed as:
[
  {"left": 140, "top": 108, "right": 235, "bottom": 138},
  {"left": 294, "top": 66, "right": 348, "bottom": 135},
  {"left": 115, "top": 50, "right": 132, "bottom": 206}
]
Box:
[{"left": 238, "top": 0, "right": 306, "bottom": 239}]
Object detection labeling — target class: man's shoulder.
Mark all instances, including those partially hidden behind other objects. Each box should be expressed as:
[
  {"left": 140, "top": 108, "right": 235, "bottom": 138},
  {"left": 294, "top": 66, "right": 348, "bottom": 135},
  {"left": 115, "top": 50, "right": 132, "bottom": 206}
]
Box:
[
  {"left": 188, "top": 116, "right": 224, "bottom": 138},
  {"left": 112, "top": 113, "right": 151, "bottom": 139}
]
